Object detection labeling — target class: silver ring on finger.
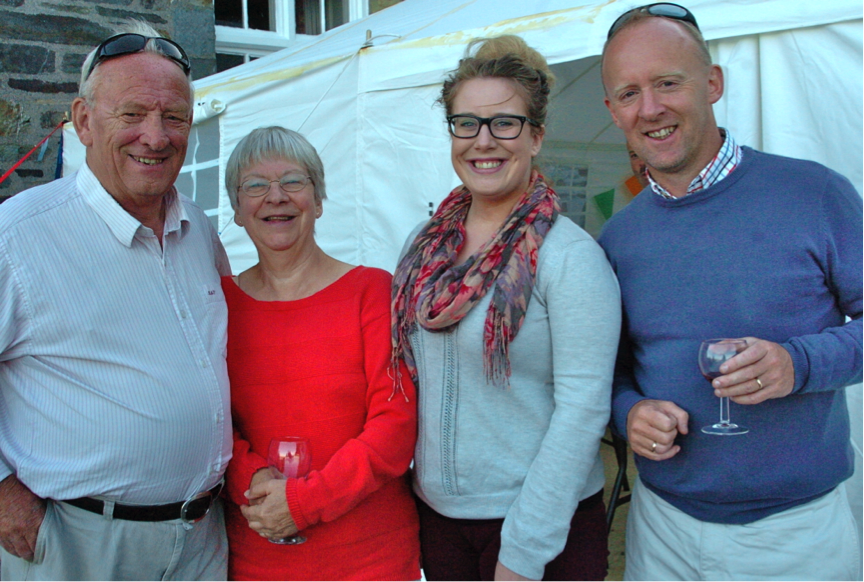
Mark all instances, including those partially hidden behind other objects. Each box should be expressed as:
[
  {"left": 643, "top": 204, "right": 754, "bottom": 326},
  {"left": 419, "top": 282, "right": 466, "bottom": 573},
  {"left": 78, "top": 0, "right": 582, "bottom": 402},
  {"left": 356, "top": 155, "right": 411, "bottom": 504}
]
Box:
[
  {"left": 755, "top": 377, "right": 763, "bottom": 390},
  {"left": 651, "top": 441, "right": 657, "bottom": 452}
]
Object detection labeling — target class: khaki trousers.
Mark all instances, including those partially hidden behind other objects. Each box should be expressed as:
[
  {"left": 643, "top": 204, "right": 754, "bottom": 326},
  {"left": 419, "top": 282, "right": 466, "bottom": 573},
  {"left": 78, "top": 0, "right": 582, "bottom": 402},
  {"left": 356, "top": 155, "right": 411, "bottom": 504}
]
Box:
[
  {"left": 624, "top": 478, "right": 860, "bottom": 581},
  {"left": 1, "top": 498, "right": 227, "bottom": 581}
]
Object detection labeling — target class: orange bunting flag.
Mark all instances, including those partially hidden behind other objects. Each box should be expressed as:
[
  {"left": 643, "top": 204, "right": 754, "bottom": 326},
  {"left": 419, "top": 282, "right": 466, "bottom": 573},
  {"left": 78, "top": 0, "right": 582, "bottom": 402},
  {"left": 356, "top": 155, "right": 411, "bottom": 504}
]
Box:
[{"left": 625, "top": 175, "right": 644, "bottom": 196}]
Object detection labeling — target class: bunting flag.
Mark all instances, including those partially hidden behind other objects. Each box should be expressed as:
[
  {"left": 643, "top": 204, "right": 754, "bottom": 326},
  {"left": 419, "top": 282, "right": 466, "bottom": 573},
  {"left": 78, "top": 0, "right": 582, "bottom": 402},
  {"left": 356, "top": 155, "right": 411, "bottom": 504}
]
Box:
[
  {"left": 625, "top": 175, "right": 644, "bottom": 196},
  {"left": 0, "top": 118, "right": 66, "bottom": 186},
  {"left": 593, "top": 188, "right": 615, "bottom": 221},
  {"left": 55, "top": 125, "right": 65, "bottom": 180}
]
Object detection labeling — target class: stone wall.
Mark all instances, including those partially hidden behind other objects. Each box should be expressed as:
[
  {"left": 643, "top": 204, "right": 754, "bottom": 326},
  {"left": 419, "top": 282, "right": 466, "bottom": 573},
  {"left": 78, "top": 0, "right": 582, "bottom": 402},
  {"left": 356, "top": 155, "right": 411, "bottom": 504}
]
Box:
[{"left": 0, "top": 0, "right": 216, "bottom": 200}]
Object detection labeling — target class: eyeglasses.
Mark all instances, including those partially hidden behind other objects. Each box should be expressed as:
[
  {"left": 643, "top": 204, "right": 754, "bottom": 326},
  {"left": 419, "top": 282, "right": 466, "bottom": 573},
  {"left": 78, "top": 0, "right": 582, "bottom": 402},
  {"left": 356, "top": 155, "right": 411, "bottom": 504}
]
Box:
[
  {"left": 447, "top": 115, "right": 540, "bottom": 140},
  {"left": 85, "top": 33, "right": 191, "bottom": 81},
  {"left": 240, "top": 174, "right": 312, "bottom": 197},
  {"left": 607, "top": 3, "right": 700, "bottom": 40}
]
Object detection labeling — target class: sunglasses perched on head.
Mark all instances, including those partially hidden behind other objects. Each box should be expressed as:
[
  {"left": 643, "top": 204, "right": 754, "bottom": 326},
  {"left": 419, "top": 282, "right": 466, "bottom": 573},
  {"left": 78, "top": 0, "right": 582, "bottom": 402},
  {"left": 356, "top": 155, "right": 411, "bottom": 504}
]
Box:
[
  {"left": 607, "top": 3, "right": 699, "bottom": 40},
  {"left": 85, "top": 33, "right": 190, "bottom": 81}
]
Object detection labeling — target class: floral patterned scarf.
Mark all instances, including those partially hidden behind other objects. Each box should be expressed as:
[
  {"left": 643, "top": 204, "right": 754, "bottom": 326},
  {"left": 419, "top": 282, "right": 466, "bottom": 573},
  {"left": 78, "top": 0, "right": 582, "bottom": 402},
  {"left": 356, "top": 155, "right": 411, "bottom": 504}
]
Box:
[{"left": 391, "top": 172, "right": 559, "bottom": 388}]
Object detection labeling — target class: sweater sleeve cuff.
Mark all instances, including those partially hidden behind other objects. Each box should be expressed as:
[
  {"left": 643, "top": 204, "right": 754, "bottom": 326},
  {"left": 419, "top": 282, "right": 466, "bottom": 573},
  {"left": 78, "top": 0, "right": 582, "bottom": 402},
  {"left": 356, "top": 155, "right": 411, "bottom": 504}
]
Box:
[
  {"left": 498, "top": 540, "right": 544, "bottom": 580},
  {"left": 782, "top": 340, "right": 810, "bottom": 394},
  {"left": 612, "top": 391, "right": 646, "bottom": 438},
  {"left": 285, "top": 478, "right": 309, "bottom": 531}
]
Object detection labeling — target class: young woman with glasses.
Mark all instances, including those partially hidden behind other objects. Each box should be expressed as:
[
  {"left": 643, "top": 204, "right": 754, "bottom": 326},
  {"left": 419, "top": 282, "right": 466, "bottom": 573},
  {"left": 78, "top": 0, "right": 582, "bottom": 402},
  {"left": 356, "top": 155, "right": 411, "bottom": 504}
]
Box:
[{"left": 392, "top": 35, "right": 621, "bottom": 581}]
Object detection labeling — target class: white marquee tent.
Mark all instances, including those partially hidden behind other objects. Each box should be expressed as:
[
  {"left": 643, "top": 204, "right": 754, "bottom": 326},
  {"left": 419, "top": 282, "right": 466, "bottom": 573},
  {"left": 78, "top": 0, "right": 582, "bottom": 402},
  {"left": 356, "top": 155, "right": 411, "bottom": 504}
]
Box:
[
  {"left": 62, "top": 0, "right": 863, "bottom": 548},
  {"left": 176, "top": 0, "right": 863, "bottom": 272}
]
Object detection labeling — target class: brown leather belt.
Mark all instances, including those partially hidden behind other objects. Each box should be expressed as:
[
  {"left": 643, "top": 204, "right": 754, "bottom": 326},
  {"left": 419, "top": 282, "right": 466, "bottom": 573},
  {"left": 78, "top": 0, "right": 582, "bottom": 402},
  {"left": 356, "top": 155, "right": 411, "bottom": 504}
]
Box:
[{"left": 63, "top": 481, "right": 223, "bottom": 523}]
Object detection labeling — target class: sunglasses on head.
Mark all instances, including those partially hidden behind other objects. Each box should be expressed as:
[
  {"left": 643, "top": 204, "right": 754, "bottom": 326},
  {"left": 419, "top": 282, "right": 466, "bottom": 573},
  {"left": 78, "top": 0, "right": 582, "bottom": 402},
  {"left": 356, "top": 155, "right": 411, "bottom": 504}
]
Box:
[
  {"left": 607, "top": 3, "right": 700, "bottom": 40},
  {"left": 84, "top": 33, "right": 190, "bottom": 81}
]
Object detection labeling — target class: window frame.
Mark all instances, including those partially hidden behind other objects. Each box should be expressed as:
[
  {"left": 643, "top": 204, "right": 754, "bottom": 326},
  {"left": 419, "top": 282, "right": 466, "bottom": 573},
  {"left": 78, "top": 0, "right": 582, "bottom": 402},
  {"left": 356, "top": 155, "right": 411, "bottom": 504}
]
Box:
[{"left": 215, "top": 0, "right": 370, "bottom": 60}]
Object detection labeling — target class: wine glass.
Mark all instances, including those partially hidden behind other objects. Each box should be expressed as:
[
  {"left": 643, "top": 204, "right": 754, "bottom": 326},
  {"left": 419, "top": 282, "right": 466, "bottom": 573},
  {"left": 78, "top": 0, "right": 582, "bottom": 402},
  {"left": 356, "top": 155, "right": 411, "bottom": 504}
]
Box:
[
  {"left": 266, "top": 437, "right": 311, "bottom": 544},
  {"left": 698, "top": 339, "right": 749, "bottom": 435}
]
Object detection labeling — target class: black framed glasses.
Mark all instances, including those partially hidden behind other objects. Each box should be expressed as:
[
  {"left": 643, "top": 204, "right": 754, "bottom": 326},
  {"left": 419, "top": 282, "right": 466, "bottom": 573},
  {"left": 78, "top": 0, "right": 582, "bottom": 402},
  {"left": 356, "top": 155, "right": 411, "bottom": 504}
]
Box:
[
  {"left": 85, "top": 33, "right": 191, "bottom": 81},
  {"left": 607, "top": 3, "right": 700, "bottom": 40},
  {"left": 447, "top": 115, "right": 540, "bottom": 140},
  {"left": 240, "top": 174, "right": 312, "bottom": 197}
]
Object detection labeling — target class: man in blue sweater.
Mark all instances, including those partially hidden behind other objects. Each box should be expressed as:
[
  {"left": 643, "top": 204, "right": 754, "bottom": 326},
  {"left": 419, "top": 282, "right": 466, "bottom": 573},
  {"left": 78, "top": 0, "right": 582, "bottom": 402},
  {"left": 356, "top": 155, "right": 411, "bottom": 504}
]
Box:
[{"left": 598, "top": 4, "right": 862, "bottom": 580}]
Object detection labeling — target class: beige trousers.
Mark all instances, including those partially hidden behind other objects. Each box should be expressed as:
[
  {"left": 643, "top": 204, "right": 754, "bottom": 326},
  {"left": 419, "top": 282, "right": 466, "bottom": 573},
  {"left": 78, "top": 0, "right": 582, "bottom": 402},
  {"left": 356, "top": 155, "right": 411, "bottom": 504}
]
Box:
[
  {"left": 624, "top": 478, "right": 860, "bottom": 581},
  {"left": 1, "top": 498, "right": 227, "bottom": 581}
]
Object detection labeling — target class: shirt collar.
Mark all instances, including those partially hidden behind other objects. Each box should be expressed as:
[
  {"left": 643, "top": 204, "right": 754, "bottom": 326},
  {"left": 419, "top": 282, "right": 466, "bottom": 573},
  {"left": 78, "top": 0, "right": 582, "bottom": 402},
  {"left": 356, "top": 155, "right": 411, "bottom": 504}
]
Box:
[
  {"left": 78, "top": 162, "right": 188, "bottom": 247},
  {"left": 647, "top": 128, "right": 743, "bottom": 200}
]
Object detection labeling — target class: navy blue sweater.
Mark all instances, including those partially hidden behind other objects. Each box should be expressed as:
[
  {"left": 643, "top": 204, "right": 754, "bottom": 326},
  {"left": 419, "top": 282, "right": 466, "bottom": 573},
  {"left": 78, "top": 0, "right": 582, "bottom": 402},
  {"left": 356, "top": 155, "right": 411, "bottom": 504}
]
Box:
[{"left": 598, "top": 147, "right": 862, "bottom": 524}]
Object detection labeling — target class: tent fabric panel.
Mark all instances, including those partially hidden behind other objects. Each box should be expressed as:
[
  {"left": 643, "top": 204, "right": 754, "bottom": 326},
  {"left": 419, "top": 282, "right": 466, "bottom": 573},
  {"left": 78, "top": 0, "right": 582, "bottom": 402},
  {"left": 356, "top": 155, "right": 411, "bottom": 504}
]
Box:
[
  {"left": 354, "top": 83, "right": 453, "bottom": 270},
  {"left": 681, "top": 0, "right": 861, "bottom": 41},
  {"left": 759, "top": 21, "right": 862, "bottom": 194},
  {"left": 714, "top": 19, "right": 863, "bottom": 195},
  {"left": 61, "top": 123, "right": 86, "bottom": 177},
  {"left": 546, "top": 56, "right": 618, "bottom": 146},
  {"left": 712, "top": 35, "right": 763, "bottom": 151}
]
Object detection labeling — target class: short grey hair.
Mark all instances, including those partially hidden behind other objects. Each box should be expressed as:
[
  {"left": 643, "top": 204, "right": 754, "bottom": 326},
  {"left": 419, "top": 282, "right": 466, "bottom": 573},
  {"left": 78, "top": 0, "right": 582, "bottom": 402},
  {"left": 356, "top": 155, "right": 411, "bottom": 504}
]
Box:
[
  {"left": 225, "top": 126, "right": 327, "bottom": 211},
  {"left": 79, "top": 20, "right": 193, "bottom": 102}
]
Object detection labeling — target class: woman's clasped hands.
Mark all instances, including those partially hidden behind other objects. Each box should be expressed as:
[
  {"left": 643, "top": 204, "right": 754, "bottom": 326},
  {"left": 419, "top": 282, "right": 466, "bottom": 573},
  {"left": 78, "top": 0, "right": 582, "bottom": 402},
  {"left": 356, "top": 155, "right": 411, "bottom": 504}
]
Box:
[{"left": 241, "top": 468, "right": 299, "bottom": 540}]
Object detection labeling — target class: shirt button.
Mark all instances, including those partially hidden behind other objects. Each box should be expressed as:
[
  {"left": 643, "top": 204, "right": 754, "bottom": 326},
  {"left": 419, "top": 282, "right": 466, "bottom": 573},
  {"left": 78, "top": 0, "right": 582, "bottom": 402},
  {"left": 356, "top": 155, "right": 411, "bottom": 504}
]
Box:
[
  {"left": 180, "top": 310, "right": 188, "bottom": 319},
  {"left": 200, "top": 360, "right": 208, "bottom": 368}
]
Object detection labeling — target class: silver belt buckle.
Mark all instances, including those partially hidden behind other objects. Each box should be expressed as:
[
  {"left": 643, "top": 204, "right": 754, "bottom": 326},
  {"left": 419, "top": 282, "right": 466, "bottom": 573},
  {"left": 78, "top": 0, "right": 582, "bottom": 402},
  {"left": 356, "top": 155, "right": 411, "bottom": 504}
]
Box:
[{"left": 180, "top": 480, "right": 223, "bottom": 524}]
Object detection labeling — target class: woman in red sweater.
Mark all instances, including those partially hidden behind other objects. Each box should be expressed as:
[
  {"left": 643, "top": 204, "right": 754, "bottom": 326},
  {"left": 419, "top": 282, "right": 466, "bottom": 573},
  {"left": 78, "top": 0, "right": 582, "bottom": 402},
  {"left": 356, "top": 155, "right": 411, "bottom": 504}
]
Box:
[{"left": 221, "top": 126, "right": 420, "bottom": 581}]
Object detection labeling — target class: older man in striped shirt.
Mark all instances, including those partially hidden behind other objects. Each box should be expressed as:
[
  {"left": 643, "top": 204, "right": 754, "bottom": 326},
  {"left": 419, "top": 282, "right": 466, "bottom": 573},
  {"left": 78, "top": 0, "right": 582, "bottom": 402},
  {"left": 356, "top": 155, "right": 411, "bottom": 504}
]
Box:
[{"left": 0, "top": 21, "right": 231, "bottom": 581}]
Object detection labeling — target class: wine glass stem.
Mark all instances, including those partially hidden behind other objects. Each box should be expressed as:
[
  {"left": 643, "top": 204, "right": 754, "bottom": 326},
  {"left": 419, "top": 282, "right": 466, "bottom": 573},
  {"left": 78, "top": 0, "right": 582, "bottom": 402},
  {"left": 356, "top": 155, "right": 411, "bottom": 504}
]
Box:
[{"left": 720, "top": 396, "right": 731, "bottom": 425}]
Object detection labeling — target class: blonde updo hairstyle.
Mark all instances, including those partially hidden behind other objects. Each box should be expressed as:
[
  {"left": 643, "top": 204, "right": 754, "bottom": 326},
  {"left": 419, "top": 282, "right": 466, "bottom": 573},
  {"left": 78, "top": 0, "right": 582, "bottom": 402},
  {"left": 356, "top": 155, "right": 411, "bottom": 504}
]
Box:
[{"left": 439, "top": 35, "right": 556, "bottom": 131}]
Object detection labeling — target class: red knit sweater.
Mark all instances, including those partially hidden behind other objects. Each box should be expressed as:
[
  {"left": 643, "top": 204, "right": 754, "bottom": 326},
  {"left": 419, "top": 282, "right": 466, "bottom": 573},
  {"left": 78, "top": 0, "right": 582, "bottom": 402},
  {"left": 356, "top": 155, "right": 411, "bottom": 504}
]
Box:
[{"left": 222, "top": 267, "right": 420, "bottom": 581}]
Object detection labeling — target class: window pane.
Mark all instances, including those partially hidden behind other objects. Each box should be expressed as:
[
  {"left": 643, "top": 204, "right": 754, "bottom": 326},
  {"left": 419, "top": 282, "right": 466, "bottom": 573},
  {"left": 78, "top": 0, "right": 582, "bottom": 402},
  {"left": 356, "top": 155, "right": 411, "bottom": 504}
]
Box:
[
  {"left": 191, "top": 121, "right": 221, "bottom": 162},
  {"left": 215, "top": 0, "right": 243, "bottom": 28},
  {"left": 544, "top": 163, "right": 588, "bottom": 228},
  {"left": 216, "top": 53, "right": 245, "bottom": 73},
  {"left": 325, "top": 0, "right": 348, "bottom": 31},
  {"left": 296, "top": 0, "right": 321, "bottom": 35},
  {"left": 180, "top": 120, "right": 222, "bottom": 230},
  {"left": 191, "top": 166, "right": 221, "bottom": 216},
  {"left": 369, "top": 0, "right": 402, "bottom": 14},
  {"left": 247, "top": 0, "right": 271, "bottom": 30}
]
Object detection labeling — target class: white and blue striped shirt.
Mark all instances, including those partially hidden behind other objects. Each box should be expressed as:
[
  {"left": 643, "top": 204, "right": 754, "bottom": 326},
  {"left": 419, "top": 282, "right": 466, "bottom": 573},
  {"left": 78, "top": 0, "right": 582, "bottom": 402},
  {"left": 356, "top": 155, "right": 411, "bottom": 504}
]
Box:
[{"left": 0, "top": 163, "right": 232, "bottom": 504}]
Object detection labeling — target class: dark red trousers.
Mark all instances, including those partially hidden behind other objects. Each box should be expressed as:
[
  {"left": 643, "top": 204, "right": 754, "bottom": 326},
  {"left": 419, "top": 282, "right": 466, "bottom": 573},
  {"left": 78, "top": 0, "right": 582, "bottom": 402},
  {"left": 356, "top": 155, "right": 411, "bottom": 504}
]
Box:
[{"left": 416, "top": 490, "right": 608, "bottom": 581}]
